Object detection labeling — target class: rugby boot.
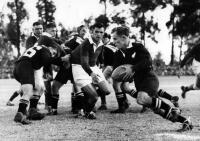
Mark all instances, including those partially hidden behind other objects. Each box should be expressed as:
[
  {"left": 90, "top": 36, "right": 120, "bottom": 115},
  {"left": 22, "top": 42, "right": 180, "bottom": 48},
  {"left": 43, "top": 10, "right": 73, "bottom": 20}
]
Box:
[
  {"left": 14, "top": 112, "right": 31, "bottom": 125},
  {"left": 47, "top": 108, "right": 58, "bottom": 115},
  {"left": 27, "top": 108, "right": 45, "bottom": 120},
  {"left": 74, "top": 109, "right": 85, "bottom": 118},
  {"left": 177, "top": 117, "right": 193, "bottom": 132},
  {"left": 181, "top": 86, "right": 189, "bottom": 99},
  {"left": 140, "top": 106, "right": 148, "bottom": 113},
  {"left": 110, "top": 101, "right": 129, "bottom": 114},
  {"left": 171, "top": 96, "right": 179, "bottom": 107},
  {"left": 84, "top": 111, "right": 96, "bottom": 119},
  {"left": 6, "top": 101, "right": 14, "bottom": 106},
  {"left": 98, "top": 104, "right": 108, "bottom": 110}
]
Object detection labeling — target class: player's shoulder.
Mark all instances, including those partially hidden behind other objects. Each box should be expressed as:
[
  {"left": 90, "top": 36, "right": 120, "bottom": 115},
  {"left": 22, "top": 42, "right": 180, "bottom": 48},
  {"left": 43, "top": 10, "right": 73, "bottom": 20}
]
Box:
[{"left": 132, "top": 42, "right": 144, "bottom": 48}]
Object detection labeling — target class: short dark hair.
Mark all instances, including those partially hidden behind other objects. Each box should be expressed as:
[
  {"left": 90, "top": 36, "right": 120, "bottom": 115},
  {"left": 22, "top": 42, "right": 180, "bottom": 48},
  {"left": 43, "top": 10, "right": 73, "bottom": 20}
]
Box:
[
  {"left": 46, "top": 22, "right": 56, "bottom": 29},
  {"left": 77, "top": 25, "right": 86, "bottom": 33},
  {"left": 33, "top": 21, "right": 42, "bottom": 27},
  {"left": 37, "top": 35, "right": 59, "bottom": 49},
  {"left": 112, "top": 26, "right": 130, "bottom": 37},
  {"left": 90, "top": 22, "right": 105, "bottom": 31},
  {"left": 103, "top": 33, "right": 111, "bottom": 39}
]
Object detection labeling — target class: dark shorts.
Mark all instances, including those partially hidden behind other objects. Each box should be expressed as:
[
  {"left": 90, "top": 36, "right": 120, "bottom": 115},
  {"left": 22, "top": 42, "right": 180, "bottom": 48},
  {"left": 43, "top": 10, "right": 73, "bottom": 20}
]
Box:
[
  {"left": 134, "top": 71, "right": 159, "bottom": 97},
  {"left": 13, "top": 60, "right": 34, "bottom": 85},
  {"left": 54, "top": 66, "right": 73, "bottom": 84}
]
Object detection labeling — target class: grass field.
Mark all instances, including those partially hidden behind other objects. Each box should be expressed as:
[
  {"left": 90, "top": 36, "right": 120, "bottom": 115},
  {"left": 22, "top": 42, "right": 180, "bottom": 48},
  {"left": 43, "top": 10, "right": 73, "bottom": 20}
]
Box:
[{"left": 0, "top": 76, "right": 200, "bottom": 141}]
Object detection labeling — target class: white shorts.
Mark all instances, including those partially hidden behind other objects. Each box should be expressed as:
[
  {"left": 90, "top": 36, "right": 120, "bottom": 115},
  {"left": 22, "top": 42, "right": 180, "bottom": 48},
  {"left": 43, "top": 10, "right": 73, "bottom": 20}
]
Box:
[
  {"left": 72, "top": 64, "right": 106, "bottom": 89},
  {"left": 34, "top": 67, "right": 45, "bottom": 95}
]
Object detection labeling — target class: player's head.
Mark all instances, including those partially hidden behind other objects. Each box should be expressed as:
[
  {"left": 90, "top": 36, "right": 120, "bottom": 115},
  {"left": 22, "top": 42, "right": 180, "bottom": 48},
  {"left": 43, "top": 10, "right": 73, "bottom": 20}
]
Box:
[
  {"left": 90, "top": 22, "right": 105, "bottom": 44},
  {"left": 45, "top": 22, "right": 57, "bottom": 37},
  {"left": 37, "top": 36, "right": 59, "bottom": 57},
  {"left": 111, "top": 26, "right": 130, "bottom": 50},
  {"left": 32, "top": 21, "right": 43, "bottom": 38},
  {"left": 102, "top": 33, "right": 111, "bottom": 45},
  {"left": 77, "top": 25, "right": 87, "bottom": 38}
]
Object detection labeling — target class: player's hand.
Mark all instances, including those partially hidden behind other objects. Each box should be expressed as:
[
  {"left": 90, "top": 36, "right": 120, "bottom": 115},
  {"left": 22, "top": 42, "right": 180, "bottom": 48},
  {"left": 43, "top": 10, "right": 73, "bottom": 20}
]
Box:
[
  {"left": 91, "top": 72, "right": 100, "bottom": 84},
  {"left": 43, "top": 73, "right": 53, "bottom": 81},
  {"left": 61, "top": 54, "right": 71, "bottom": 62}
]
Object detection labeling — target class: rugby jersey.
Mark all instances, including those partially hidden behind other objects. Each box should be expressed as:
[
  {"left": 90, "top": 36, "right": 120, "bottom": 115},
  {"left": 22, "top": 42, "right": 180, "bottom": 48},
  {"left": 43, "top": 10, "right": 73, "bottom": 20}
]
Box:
[
  {"left": 113, "top": 42, "right": 153, "bottom": 73},
  {"left": 71, "top": 37, "right": 103, "bottom": 75},
  {"left": 16, "top": 45, "right": 63, "bottom": 70},
  {"left": 180, "top": 44, "right": 200, "bottom": 68}
]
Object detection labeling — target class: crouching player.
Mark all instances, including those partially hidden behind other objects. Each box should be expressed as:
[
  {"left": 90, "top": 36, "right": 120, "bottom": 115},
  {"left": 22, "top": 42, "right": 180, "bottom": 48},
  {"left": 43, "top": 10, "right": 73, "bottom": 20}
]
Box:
[
  {"left": 71, "top": 23, "right": 112, "bottom": 119},
  {"left": 111, "top": 26, "right": 193, "bottom": 132},
  {"left": 13, "top": 36, "right": 70, "bottom": 124}
]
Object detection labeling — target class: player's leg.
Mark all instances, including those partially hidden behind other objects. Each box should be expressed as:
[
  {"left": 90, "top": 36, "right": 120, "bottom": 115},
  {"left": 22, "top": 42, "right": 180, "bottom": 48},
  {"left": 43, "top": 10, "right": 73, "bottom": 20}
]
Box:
[
  {"left": 70, "top": 67, "right": 84, "bottom": 114},
  {"left": 110, "top": 65, "right": 136, "bottom": 113},
  {"left": 43, "top": 67, "right": 53, "bottom": 110},
  {"left": 136, "top": 72, "right": 192, "bottom": 131},
  {"left": 98, "top": 94, "right": 107, "bottom": 110},
  {"left": 81, "top": 83, "right": 98, "bottom": 119},
  {"left": 98, "top": 66, "right": 113, "bottom": 110},
  {"left": 181, "top": 73, "right": 200, "bottom": 98},
  {"left": 44, "top": 80, "right": 52, "bottom": 110},
  {"left": 157, "top": 89, "right": 179, "bottom": 107},
  {"left": 28, "top": 68, "right": 46, "bottom": 120},
  {"left": 49, "top": 66, "right": 71, "bottom": 115},
  {"left": 6, "top": 89, "right": 23, "bottom": 106},
  {"left": 13, "top": 61, "right": 33, "bottom": 124},
  {"left": 72, "top": 64, "right": 98, "bottom": 119},
  {"left": 110, "top": 81, "right": 129, "bottom": 113},
  {"left": 120, "top": 82, "right": 149, "bottom": 113},
  {"left": 49, "top": 80, "right": 63, "bottom": 115}
]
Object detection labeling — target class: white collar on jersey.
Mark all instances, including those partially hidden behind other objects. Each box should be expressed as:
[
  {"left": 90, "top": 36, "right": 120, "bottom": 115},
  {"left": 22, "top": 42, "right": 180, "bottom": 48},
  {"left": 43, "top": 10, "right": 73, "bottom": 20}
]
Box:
[
  {"left": 127, "top": 40, "right": 133, "bottom": 49},
  {"left": 42, "top": 32, "right": 52, "bottom": 37},
  {"left": 30, "top": 32, "right": 39, "bottom": 40},
  {"left": 88, "top": 35, "right": 103, "bottom": 47}
]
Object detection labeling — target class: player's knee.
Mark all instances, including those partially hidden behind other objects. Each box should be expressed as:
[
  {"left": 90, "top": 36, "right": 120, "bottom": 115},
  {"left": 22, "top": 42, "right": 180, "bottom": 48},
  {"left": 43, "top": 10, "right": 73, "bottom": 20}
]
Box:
[
  {"left": 112, "top": 81, "right": 122, "bottom": 92},
  {"left": 52, "top": 80, "right": 63, "bottom": 94},
  {"left": 82, "top": 84, "right": 98, "bottom": 103},
  {"left": 136, "top": 91, "right": 150, "bottom": 106},
  {"left": 120, "top": 82, "right": 131, "bottom": 93},
  {"left": 98, "top": 81, "right": 111, "bottom": 95},
  {"left": 21, "top": 84, "right": 33, "bottom": 100},
  {"left": 34, "top": 83, "right": 45, "bottom": 96}
]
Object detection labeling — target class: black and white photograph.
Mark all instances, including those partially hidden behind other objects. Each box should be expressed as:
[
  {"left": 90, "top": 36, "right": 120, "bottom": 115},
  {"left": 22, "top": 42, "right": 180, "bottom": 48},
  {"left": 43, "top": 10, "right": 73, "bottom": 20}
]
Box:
[{"left": 0, "top": 0, "right": 200, "bottom": 140}]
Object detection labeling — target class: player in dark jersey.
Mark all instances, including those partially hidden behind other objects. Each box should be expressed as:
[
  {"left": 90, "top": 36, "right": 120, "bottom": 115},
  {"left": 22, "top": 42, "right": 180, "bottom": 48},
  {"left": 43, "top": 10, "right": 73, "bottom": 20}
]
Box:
[
  {"left": 13, "top": 36, "right": 70, "bottom": 124},
  {"left": 71, "top": 23, "right": 111, "bottom": 119},
  {"left": 98, "top": 33, "right": 117, "bottom": 110},
  {"left": 180, "top": 44, "right": 200, "bottom": 99},
  {"left": 110, "top": 26, "right": 192, "bottom": 132},
  {"left": 41, "top": 22, "right": 58, "bottom": 111},
  {"left": 7, "top": 21, "right": 43, "bottom": 106},
  {"left": 64, "top": 25, "right": 87, "bottom": 114}
]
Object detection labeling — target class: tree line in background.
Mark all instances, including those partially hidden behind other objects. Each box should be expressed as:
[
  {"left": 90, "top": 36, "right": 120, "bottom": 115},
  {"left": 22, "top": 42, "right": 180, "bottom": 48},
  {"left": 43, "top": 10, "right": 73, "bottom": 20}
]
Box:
[{"left": 0, "top": 0, "right": 198, "bottom": 78}]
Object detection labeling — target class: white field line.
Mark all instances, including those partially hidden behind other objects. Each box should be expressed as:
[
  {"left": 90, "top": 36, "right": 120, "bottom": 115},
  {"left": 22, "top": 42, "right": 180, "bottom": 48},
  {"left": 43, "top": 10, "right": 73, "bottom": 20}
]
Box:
[{"left": 155, "top": 133, "right": 200, "bottom": 140}]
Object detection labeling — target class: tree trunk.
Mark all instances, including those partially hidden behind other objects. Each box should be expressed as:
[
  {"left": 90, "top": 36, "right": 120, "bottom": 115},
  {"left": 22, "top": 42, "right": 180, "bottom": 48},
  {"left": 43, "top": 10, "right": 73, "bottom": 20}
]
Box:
[
  {"left": 179, "top": 36, "right": 183, "bottom": 62},
  {"left": 170, "top": 12, "right": 175, "bottom": 66},
  {"left": 15, "top": 0, "right": 21, "bottom": 57}
]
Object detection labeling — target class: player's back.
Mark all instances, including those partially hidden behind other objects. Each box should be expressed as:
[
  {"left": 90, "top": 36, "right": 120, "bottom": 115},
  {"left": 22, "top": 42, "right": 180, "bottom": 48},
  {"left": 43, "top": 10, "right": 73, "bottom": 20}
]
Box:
[{"left": 17, "top": 45, "right": 51, "bottom": 70}]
